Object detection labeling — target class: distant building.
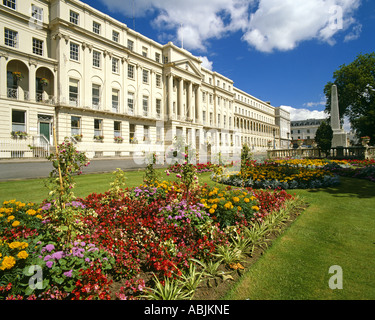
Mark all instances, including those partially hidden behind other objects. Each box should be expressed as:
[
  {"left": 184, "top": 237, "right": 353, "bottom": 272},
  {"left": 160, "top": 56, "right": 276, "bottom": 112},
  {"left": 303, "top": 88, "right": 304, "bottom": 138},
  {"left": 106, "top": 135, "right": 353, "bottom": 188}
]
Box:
[
  {"left": 275, "top": 107, "right": 291, "bottom": 149},
  {"left": 290, "top": 118, "right": 326, "bottom": 147}
]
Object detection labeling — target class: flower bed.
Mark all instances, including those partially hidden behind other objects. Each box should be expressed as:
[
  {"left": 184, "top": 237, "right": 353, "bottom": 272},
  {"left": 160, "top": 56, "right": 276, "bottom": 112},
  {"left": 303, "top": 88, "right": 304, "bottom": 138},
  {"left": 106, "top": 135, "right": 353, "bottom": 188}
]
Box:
[
  {"left": 0, "top": 178, "right": 295, "bottom": 300},
  {"left": 212, "top": 161, "right": 340, "bottom": 189}
]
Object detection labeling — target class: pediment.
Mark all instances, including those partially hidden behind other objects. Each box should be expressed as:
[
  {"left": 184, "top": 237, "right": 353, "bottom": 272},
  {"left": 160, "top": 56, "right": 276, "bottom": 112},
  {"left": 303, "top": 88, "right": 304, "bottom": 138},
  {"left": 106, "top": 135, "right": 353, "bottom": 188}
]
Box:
[{"left": 172, "top": 59, "right": 202, "bottom": 79}]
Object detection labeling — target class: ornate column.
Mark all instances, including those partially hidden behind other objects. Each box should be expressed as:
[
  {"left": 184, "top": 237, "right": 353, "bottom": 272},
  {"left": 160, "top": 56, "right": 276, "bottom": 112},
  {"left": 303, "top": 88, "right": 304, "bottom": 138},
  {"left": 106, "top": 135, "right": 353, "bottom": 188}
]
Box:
[
  {"left": 187, "top": 81, "right": 192, "bottom": 120},
  {"left": 196, "top": 85, "right": 202, "bottom": 124},
  {"left": 178, "top": 78, "right": 183, "bottom": 120},
  {"left": 0, "top": 52, "right": 8, "bottom": 99},
  {"left": 167, "top": 74, "right": 173, "bottom": 119}
]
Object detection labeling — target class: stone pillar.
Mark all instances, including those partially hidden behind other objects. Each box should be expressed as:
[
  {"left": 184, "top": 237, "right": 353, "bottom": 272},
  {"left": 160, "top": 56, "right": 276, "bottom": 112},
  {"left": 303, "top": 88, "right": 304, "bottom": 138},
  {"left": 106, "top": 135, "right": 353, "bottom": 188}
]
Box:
[
  {"left": 187, "top": 81, "right": 192, "bottom": 120},
  {"left": 0, "top": 54, "right": 8, "bottom": 99},
  {"left": 330, "top": 84, "right": 348, "bottom": 147},
  {"left": 196, "top": 85, "right": 202, "bottom": 124},
  {"left": 178, "top": 78, "right": 183, "bottom": 119}
]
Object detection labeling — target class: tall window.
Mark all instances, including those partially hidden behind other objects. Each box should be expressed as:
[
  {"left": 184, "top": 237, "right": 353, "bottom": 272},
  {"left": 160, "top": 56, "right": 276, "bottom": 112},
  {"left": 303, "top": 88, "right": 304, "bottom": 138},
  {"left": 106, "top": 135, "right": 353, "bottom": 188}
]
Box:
[
  {"left": 112, "top": 89, "right": 119, "bottom": 113},
  {"left": 127, "top": 92, "right": 134, "bottom": 115},
  {"left": 93, "top": 21, "right": 101, "bottom": 34},
  {"left": 129, "top": 124, "right": 135, "bottom": 143},
  {"left": 142, "top": 47, "right": 148, "bottom": 57},
  {"left": 114, "top": 121, "right": 121, "bottom": 138},
  {"left": 70, "top": 42, "right": 79, "bottom": 61},
  {"left": 92, "top": 84, "right": 101, "bottom": 109},
  {"left": 127, "top": 39, "right": 133, "bottom": 51},
  {"left": 32, "top": 38, "right": 43, "bottom": 56},
  {"left": 12, "top": 110, "right": 26, "bottom": 132},
  {"left": 156, "top": 74, "right": 161, "bottom": 87},
  {"left": 155, "top": 53, "right": 160, "bottom": 63},
  {"left": 142, "top": 70, "right": 149, "bottom": 84},
  {"left": 127, "top": 64, "right": 134, "bottom": 79},
  {"left": 31, "top": 5, "right": 43, "bottom": 22},
  {"left": 4, "top": 28, "right": 17, "bottom": 48},
  {"left": 142, "top": 96, "right": 148, "bottom": 116},
  {"left": 112, "top": 57, "right": 119, "bottom": 73},
  {"left": 70, "top": 10, "right": 79, "bottom": 25},
  {"left": 144, "top": 126, "right": 150, "bottom": 142},
  {"left": 69, "top": 79, "right": 79, "bottom": 106},
  {"left": 94, "top": 119, "right": 103, "bottom": 137},
  {"left": 3, "top": 0, "right": 16, "bottom": 10},
  {"left": 93, "top": 51, "right": 101, "bottom": 68},
  {"left": 71, "top": 116, "right": 81, "bottom": 136},
  {"left": 156, "top": 99, "right": 161, "bottom": 118}
]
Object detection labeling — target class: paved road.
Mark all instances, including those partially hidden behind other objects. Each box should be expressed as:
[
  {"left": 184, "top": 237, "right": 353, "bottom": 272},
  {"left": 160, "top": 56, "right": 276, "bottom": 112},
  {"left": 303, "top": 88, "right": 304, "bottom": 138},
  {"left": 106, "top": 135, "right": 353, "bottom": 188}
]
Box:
[{"left": 0, "top": 157, "right": 166, "bottom": 181}]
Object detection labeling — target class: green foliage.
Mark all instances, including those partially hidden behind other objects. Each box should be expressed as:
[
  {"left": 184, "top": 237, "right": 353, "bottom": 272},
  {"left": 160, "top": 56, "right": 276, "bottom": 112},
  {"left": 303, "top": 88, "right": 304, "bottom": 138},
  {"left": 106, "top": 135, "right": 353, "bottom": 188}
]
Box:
[
  {"left": 315, "top": 120, "right": 333, "bottom": 155},
  {"left": 108, "top": 168, "right": 127, "bottom": 197},
  {"left": 144, "top": 153, "right": 159, "bottom": 185},
  {"left": 241, "top": 143, "right": 253, "bottom": 169},
  {"left": 324, "top": 52, "right": 375, "bottom": 144}
]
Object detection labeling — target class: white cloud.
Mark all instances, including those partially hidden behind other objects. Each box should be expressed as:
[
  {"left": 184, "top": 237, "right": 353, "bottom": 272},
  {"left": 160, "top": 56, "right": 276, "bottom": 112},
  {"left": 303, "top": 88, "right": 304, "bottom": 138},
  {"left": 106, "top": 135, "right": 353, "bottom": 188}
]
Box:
[
  {"left": 198, "top": 56, "right": 214, "bottom": 71},
  {"left": 344, "top": 23, "right": 362, "bottom": 42},
  {"left": 280, "top": 105, "right": 329, "bottom": 121},
  {"left": 242, "top": 0, "right": 361, "bottom": 52},
  {"left": 98, "top": 0, "right": 361, "bottom": 53}
]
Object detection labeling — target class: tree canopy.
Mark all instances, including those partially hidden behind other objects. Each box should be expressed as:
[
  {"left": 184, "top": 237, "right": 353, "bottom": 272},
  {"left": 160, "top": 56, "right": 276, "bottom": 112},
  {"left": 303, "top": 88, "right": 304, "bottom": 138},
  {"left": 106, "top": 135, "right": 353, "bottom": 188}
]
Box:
[{"left": 324, "top": 52, "right": 375, "bottom": 144}]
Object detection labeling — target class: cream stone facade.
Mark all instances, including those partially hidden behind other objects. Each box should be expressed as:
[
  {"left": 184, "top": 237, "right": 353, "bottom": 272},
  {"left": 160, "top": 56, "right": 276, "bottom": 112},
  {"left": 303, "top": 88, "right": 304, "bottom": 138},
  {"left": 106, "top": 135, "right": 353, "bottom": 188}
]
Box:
[{"left": 0, "top": 0, "right": 289, "bottom": 160}]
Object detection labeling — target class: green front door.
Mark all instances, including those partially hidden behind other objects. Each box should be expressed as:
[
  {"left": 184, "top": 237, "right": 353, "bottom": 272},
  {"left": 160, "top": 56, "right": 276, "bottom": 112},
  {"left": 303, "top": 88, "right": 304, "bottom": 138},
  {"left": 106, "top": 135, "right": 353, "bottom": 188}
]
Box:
[{"left": 40, "top": 122, "right": 50, "bottom": 142}]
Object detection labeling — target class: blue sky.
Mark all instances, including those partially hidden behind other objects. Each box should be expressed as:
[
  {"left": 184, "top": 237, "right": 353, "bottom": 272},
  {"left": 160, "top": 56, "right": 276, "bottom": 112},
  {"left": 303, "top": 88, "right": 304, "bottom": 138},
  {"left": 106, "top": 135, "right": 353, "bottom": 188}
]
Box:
[{"left": 82, "top": 0, "right": 375, "bottom": 124}]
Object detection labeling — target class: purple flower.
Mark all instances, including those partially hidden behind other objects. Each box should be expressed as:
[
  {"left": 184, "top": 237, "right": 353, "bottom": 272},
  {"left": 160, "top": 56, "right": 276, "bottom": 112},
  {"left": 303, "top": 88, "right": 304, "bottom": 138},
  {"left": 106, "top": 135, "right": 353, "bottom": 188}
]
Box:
[
  {"left": 43, "top": 244, "right": 55, "bottom": 252},
  {"left": 52, "top": 251, "right": 64, "bottom": 260},
  {"left": 46, "top": 261, "right": 54, "bottom": 268},
  {"left": 41, "top": 203, "right": 52, "bottom": 211},
  {"left": 63, "top": 269, "right": 73, "bottom": 277}
]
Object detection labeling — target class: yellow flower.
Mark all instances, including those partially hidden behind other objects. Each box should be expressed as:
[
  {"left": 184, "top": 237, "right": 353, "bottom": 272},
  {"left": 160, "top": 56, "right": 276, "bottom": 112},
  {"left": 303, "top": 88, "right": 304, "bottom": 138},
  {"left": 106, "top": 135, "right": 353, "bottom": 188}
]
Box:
[
  {"left": 252, "top": 206, "right": 260, "bottom": 211},
  {"left": 7, "top": 215, "right": 15, "bottom": 221},
  {"left": 237, "top": 206, "right": 241, "bottom": 211},
  {"left": 232, "top": 197, "right": 240, "bottom": 203},
  {"left": 36, "top": 215, "right": 43, "bottom": 219},
  {"left": 12, "top": 221, "right": 20, "bottom": 227},
  {"left": 26, "top": 209, "right": 37, "bottom": 216},
  {"left": 17, "top": 251, "right": 29, "bottom": 259},
  {"left": 212, "top": 204, "right": 217, "bottom": 209},
  {"left": 244, "top": 198, "right": 250, "bottom": 203},
  {"left": 0, "top": 256, "right": 16, "bottom": 270},
  {"left": 224, "top": 202, "right": 233, "bottom": 210},
  {"left": 209, "top": 208, "right": 215, "bottom": 214}
]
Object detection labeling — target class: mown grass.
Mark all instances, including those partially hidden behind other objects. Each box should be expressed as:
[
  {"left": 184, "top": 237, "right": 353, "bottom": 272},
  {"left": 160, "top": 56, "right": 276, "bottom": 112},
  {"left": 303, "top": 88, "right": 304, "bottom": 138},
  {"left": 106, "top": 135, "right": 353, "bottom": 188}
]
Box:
[
  {"left": 0, "top": 169, "right": 217, "bottom": 204},
  {"left": 225, "top": 177, "right": 375, "bottom": 300}
]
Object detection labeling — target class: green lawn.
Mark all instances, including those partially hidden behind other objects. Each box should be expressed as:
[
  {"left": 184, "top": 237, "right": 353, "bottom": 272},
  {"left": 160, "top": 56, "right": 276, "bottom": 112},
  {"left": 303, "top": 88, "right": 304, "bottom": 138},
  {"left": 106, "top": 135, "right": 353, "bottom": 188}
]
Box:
[
  {"left": 225, "top": 177, "right": 375, "bottom": 300},
  {"left": 0, "top": 169, "right": 217, "bottom": 204}
]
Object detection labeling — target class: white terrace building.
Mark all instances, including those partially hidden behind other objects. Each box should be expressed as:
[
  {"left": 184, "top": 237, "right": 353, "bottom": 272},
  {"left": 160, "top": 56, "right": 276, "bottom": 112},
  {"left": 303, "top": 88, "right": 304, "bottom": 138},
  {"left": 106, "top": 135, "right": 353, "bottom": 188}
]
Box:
[{"left": 0, "top": 0, "right": 288, "bottom": 160}]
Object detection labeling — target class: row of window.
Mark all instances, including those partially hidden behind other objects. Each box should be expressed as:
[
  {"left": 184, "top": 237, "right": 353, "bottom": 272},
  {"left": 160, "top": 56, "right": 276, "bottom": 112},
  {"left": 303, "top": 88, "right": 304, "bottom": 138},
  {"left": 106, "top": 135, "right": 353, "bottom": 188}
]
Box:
[
  {"left": 71, "top": 117, "right": 161, "bottom": 143},
  {"left": 4, "top": 28, "right": 44, "bottom": 56}
]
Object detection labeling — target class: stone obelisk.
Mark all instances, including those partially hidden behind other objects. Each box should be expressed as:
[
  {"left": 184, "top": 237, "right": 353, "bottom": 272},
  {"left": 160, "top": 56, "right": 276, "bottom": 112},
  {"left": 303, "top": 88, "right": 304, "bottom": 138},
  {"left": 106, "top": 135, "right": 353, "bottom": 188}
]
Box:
[{"left": 330, "top": 84, "right": 348, "bottom": 147}]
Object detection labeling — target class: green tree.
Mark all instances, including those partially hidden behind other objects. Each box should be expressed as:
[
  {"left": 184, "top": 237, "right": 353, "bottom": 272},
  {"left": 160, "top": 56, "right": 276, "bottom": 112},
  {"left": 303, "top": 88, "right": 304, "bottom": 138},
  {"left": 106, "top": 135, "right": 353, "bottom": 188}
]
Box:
[
  {"left": 315, "top": 121, "right": 333, "bottom": 156},
  {"left": 324, "top": 52, "right": 375, "bottom": 144}
]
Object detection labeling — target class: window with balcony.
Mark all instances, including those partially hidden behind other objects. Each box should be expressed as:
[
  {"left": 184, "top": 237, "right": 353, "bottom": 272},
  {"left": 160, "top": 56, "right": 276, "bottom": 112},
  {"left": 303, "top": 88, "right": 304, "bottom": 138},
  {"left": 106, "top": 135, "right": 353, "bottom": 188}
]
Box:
[
  {"left": 127, "top": 92, "right": 134, "bottom": 115},
  {"left": 69, "top": 79, "right": 79, "bottom": 106},
  {"left": 4, "top": 28, "right": 17, "bottom": 48},
  {"left": 71, "top": 116, "right": 81, "bottom": 136},
  {"left": 93, "top": 51, "right": 101, "bottom": 68},
  {"left": 112, "top": 89, "right": 119, "bottom": 113},
  {"left": 32, "top": 38, "right": 43, "bottom": 56},
  {"left": 31, "top": 5, "right": 43, "bottom": 22},
  {"left": 7, "top": 71, "right": 17, "bottom": 99},
  {"left": 92, "top": 84, "right": 101, "bottom": 109},
  {"left": 93, "top": 21, "right": 101, "bottom": 34},
  {"left": 70, "top": 10, "right": 79, "bottom": 25},
  {"left": 12, "top": 110, "right": 26, "bottom": 133},
  {"left": 3, "top": 0, "right": 16, "bottom": 10},
  {"left": 70, "top": 42, "right": 79, "bottom": 61}
]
